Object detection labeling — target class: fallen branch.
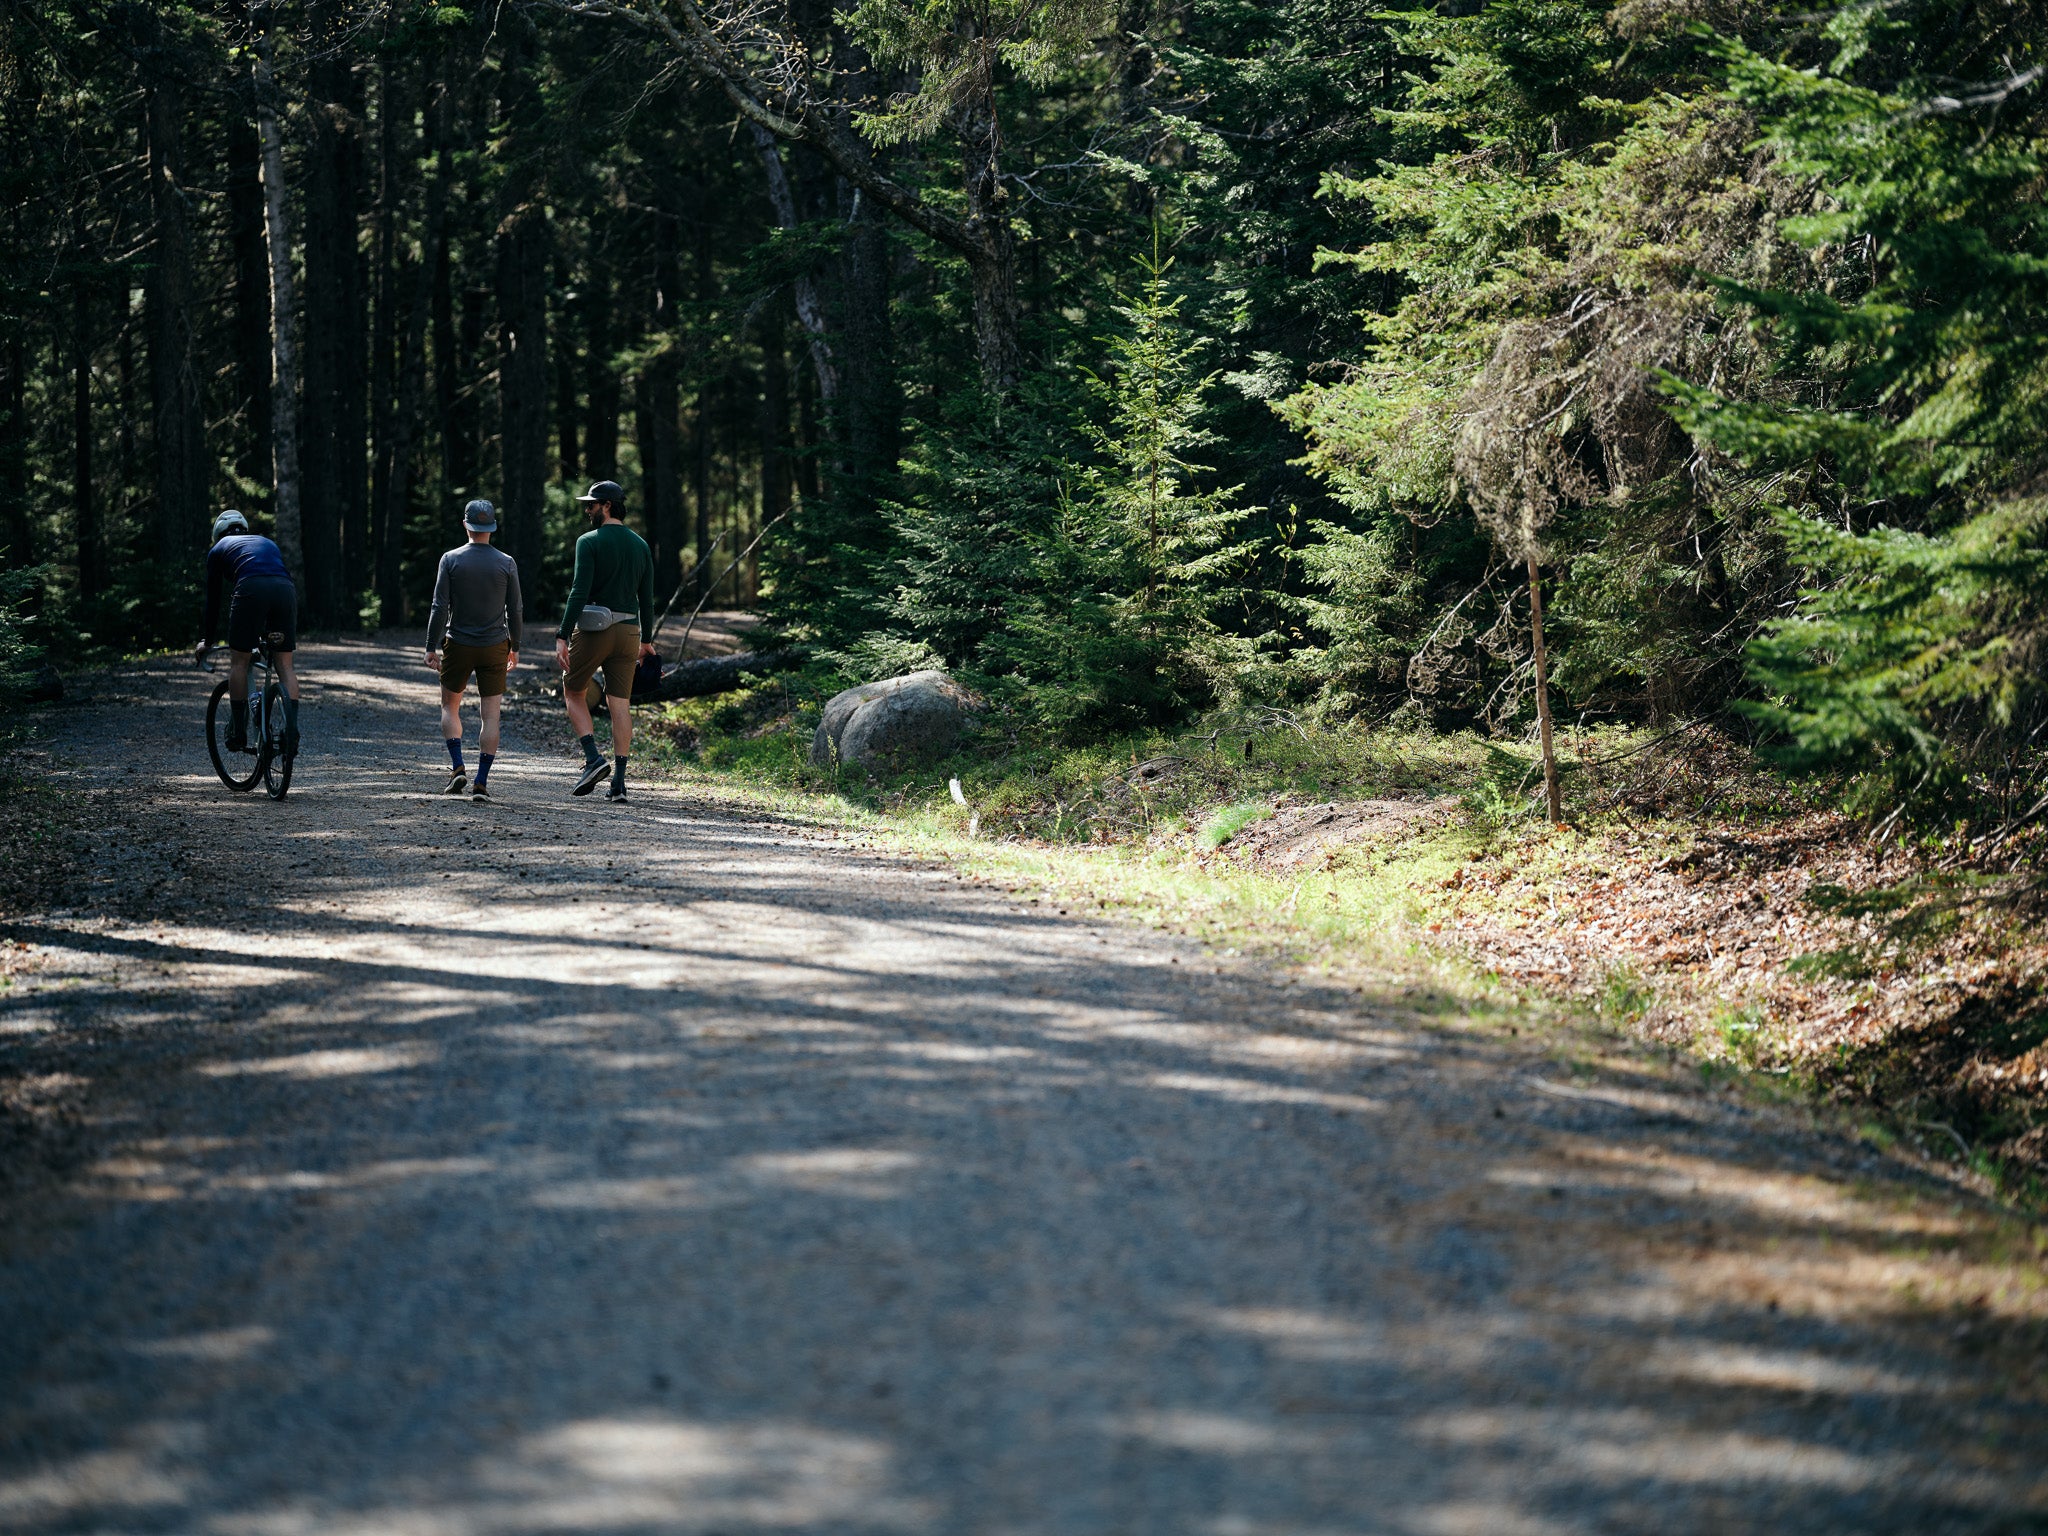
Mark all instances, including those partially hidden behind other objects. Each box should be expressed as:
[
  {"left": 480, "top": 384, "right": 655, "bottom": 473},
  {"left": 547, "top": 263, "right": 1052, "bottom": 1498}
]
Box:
[
  {"left": 643, "top": 649, "right": 802, "bottom": 701},
  {"left": 674, "top": 513, "right": 789, "bottom": 656}
]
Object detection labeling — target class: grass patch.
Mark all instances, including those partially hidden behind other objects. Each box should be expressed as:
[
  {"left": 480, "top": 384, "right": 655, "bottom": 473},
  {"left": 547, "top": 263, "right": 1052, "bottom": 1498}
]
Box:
[{"left": 1200, "top": 800, "right": 1271, "bottom": 848}]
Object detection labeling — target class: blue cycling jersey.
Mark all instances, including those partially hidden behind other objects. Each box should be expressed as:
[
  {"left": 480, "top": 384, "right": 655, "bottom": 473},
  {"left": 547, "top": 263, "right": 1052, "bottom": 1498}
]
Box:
[
  {"left": 209, "top": 534, "right": 290, "bottom": 586},
  {"left": 202, "top": 535, "right": 293, "bottom": 644}
]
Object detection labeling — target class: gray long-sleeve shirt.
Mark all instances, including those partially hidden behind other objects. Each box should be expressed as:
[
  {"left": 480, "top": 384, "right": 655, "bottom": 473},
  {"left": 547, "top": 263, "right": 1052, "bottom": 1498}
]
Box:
[{"left": 427, "top": 542, "right": 523, "bottom": 651}]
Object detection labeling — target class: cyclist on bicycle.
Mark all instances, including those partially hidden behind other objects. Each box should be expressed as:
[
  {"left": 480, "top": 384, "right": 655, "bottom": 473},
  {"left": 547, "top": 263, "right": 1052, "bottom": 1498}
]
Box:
[{"left": 193, "top": 510, "right": 301, "bottom": 756}]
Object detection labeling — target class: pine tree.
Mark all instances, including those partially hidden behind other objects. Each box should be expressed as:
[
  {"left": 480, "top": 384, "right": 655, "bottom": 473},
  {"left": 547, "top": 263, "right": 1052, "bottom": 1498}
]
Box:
[
  {"left": 1674, "top": 35, "right": 2048, "bottom": 816},
  {"left": 984, "top": 231, "right": 1254, "bottom": 733}
]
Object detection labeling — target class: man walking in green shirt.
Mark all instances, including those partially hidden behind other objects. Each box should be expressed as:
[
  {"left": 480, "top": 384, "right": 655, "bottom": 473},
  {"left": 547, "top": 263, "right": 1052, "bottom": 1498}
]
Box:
[{"left": 555, "top": 480, "right": 657, "bottom": 800}]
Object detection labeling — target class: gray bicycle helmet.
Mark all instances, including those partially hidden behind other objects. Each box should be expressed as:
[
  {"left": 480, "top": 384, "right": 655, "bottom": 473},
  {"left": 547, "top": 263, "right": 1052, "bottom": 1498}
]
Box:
[{"left": 211, "top": 510, "right": 250, "bottom": 542}]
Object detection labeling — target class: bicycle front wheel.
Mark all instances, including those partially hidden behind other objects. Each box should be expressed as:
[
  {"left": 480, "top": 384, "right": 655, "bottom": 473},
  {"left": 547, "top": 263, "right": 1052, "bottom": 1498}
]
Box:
[
  {"left": 206, "top": 679, "right": 265, "bottom": 792},
  {"left": 261, "top": 682, "right": 293, "bottom": 800}
]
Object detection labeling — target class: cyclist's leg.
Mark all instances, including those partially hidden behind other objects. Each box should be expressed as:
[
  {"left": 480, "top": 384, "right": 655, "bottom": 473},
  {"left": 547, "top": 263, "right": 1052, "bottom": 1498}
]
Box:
[
  {"left": 223, "top": 650, "right": 254, "bottom": 751},
  {"left": 274, "top": 649, "right": 299, "bottom": 701}
]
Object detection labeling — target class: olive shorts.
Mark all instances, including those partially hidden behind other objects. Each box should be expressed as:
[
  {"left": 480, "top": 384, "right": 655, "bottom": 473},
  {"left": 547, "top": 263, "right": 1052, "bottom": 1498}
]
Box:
[
  {"left": 565, "top": 623, "right": 641, "bottom": 700},
  {"left": 439, "top": 639, "right": 511, "bottom": 698}
]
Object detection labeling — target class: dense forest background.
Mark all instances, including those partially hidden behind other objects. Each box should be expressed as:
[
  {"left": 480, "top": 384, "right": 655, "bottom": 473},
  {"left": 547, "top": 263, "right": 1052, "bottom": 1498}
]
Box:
[{"left": 0, "top": 0, "right": 2042, "bottom": 821}]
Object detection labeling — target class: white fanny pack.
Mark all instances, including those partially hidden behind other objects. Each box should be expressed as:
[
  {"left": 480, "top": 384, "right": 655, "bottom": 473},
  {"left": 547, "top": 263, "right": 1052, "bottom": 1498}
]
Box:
[{"left": 576, "top": 605, "right": 639, "bottom": 632}]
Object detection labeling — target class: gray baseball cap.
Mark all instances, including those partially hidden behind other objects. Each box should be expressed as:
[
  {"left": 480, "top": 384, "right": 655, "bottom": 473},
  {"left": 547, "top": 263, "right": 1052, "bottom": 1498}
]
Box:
[{"left": 463, "top": 499, "right": 498, "bottom": 531}]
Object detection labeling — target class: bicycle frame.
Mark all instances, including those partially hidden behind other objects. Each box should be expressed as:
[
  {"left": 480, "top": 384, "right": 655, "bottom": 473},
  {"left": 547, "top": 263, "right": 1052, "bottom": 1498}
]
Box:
[
  {"left": 246, "top": 645, "right": 273, "bottom": 738},
  {"left": 202, "top": 633, "right": 294, "bottom": 798}
]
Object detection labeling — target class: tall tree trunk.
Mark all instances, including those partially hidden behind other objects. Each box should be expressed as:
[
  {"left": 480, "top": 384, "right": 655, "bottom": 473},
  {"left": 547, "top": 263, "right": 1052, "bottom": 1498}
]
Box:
[
  {"left": 253, "top": 24, "right": 305, "bottom": 585},
  {"left": 757, "top": 314, "right": 792, "bottom": 535},
  {"left": 1527, "top": 549, "right": 1562, "bottom": 825},
  {"left": 115, "top": 291, "right": 137, "bottom": 492},
  {"left": 372, "top": 66, "right": 449, "bottom": 625},
  {"left": 369, "top": 58, "right": 403, "bottom": 626},
  {"left": 952, "top": 52, "right": 1021, "bottom": 393},
  {"left": 0, "top": 329, "right": 28, "bottom": 565},
  {"left": 493, "top": 24, "right": 549, "bottom": 580},
  {"left": 431, "top": 235, "right": 462, "bottom": 494},
  {"left": 749, "top": 125, "right": 837, "bottom": 403},
  {"left": 691, "top": 214, "right": 713, "bottom": 594},
  {"left": 451, "top": 281, "right": 488, "bottom": 495},
  {"left": 644, "top": 188, "right": 683, "bottom": 586},
  {"left": 824, "top": 31, "right": 895, "bottom": 497},
  {"left": 496, "top": 221, "right": 549, "bottom": 576},
  {"left": 226, "top": 105, "right": 272, "bottom": 514},
  {"left": 581, "top": 247, "right": 620, "bottom": 479},
  {"left": 793, "top": 359, "right": 820, "bottom": 506},
  {"left": 141, "top": 30, "right": 207, "bottom": 575},
  {"left": 724, "top": 369, "right": 747, "bottom": 604},
  {"left": 71, "top": 278, "right": 99, "bottom": 600},
  {"left": 553, "top": 255, "right": 580, "bottom": 479},
  {"left": 301, "top": 7, "right": 368, "bottom": 625},
  {"left": 838, "top": 177, "right": 897, "bottom": 494}
]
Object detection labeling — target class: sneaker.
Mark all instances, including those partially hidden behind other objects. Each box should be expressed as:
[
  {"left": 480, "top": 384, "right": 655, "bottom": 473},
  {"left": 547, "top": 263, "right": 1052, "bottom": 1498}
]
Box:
[
  {"left": 226, "top": 729, "right": 248, "bottom": 754},
  {"left": 471, "top": 783, "right": 491, "bottom": 802},
  {"left": 571, "top": 759, "right": 610, "bottom": 797},
  {"left": 604, "top": 782, "right": 628, "bottom": 802},
  {"left": 443, "top": 770, "right": 468, "bottom": 795}
]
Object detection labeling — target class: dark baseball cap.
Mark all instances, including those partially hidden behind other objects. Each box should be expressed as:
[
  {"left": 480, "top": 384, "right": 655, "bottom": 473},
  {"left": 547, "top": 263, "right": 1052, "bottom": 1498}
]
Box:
[
  {"left": 463, "top": 498, "right": 497, "bottom": 531},
  {"left": 576, "top": 480, "right": 625, "bottom": 506}
]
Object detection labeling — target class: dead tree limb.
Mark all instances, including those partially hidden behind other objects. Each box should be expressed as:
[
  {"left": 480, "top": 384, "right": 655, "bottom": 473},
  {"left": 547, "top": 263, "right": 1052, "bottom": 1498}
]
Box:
[{"left": 644, "top": 649, "right": 802, "bottom": 701}]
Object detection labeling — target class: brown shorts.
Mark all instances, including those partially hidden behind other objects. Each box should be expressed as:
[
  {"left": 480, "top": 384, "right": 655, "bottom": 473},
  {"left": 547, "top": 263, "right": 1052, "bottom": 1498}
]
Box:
[
  {"left": 440, "top": 639, "right": 511, "bottom": 698},
  {"left": 565, "top": 623, "right": 641, "bottom": 701}
]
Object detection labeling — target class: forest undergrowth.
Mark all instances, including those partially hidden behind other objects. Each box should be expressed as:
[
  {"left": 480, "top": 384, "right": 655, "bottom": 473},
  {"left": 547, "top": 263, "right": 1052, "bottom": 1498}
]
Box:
[{"left": 639, "top": 677, "right": 2048, "bottom": 1211}]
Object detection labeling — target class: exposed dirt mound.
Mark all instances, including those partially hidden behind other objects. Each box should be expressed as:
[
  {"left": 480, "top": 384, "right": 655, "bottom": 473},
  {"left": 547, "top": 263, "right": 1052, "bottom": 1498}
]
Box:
[{"left": 1228, "top": 797, "right": 1457, "bottom": 873}]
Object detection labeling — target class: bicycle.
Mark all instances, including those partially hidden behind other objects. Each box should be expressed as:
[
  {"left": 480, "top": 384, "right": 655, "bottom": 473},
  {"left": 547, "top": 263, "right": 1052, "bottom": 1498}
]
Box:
[{"left": 201, "top": 632, "right": 295, "bottom": 799}]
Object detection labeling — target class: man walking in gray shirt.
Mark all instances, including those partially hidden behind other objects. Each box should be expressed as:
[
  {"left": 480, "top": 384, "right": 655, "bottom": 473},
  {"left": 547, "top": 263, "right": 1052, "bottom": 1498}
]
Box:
[{"left": 425, "top": 499, "right": 524, "bottom": 800}]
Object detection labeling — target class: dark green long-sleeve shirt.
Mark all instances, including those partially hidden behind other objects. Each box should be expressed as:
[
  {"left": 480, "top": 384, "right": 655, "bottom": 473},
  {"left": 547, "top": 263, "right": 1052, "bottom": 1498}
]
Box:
[{"left": 556, "top": 519, "right": 656, "bottom": 640}]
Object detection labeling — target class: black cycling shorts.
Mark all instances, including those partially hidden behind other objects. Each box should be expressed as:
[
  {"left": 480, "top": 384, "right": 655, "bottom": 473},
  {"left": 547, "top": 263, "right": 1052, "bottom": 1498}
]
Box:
[{"left": 226, "top": 575, "right": 298, "bottom": 654}]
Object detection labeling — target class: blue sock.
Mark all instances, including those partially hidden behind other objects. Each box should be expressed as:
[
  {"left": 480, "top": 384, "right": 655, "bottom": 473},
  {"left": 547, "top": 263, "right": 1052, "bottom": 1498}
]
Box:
[
  {"left": 475, "top": 752, "right": 494, "bottom": 788},
  {"left": 446, "top": 738, "right": 464, "bottom": 771}
]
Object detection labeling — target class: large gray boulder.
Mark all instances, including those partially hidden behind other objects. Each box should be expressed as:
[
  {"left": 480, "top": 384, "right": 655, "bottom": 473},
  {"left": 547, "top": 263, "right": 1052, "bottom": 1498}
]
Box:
[{"left": 811, "top": 671, "right": 979, "bottom": 771}]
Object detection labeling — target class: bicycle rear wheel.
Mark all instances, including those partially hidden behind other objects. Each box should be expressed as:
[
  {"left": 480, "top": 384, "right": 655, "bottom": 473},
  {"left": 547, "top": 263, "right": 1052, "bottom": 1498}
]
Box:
[
  {"left": 261, "top": 681, "right": 293, "bottom": 799},
  {"left": 205, "top": 679, "right": 265, "bottom": 791}
]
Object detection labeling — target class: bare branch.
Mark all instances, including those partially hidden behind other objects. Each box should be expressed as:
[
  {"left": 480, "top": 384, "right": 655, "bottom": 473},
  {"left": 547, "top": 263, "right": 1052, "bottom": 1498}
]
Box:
[{"left": 553, "top": 0, "right": 978, "bottom": 258}]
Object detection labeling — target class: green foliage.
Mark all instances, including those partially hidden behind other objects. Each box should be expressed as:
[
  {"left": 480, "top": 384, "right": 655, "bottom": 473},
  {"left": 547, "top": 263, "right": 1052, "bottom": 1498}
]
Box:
[
  {"left": 986, "top": 236, "right": 1256, "bottom": 733},
  {"left": 1672, "top": 36, "right": 2048, "bottom": 818},
  {"left": 1200, "top": 799, "right": 1271, "bottom": 847},
  {"left": 0, "top": 567, "right": 42, "bottom": 698},
  {"left": 842, "top": 0, "right": 1112, "bottom": 144},
  {"left": 1280, "top": 8, "right": 1800, "bottom": 725},
  {"left": 1599, "top": 964, "right": 1655, "bottom": 1022},
  {"left": 1736, "top": 502, "right": 2048, "bottom": 806},
  {"left": 884, "top": 234, "right": 1255, "bottom": 736},
  {"left": 1712, "top": 1002, "right": 1767, "bottom": 1067},
  {"left": 8, "top": 0, "right": 2048, "bottom": 851},
  {"left": 883, "top": 384, "right": 1074, "bottom": 674}
]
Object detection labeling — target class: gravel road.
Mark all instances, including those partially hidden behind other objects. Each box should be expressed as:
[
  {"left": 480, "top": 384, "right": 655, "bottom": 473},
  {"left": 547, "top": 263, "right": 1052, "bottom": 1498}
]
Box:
[{"left": 2, "top": 637, "right": 2044, "bottom": 1535}]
